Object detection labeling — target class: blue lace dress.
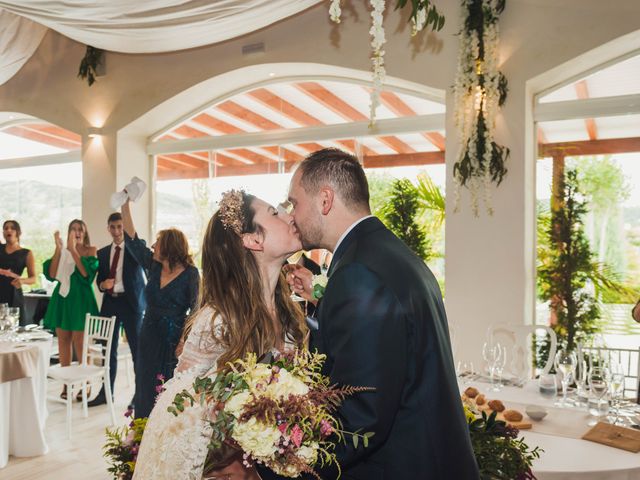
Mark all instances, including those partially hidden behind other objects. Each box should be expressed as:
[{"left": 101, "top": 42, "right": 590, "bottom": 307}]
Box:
[{"left": 124, "top": 233, "right": 199, "bottom": 418}]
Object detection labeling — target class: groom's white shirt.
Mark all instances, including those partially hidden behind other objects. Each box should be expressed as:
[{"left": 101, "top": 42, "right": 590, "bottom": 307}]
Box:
[{"left": 330, "top": 215, "right": 375, "bottom": 266}]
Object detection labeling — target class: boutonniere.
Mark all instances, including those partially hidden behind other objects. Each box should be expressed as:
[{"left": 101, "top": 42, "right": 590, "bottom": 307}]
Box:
[{"left": 311, "top": 273, "right": 328, "bottom": 300}]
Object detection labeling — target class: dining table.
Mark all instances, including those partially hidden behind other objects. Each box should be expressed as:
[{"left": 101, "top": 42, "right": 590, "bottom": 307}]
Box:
[
  {"left": 0, "top": 330, "right": 53, "bottom": 468},
  {"left": 459, "top": 376, "right": 640, "bottom": 480}
]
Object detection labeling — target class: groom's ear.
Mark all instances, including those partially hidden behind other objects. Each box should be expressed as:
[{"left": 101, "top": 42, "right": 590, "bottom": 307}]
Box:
[
  {"left": 319, "top": 187, "right": 334, "bottom": 216},
  {"left": 241, "top": 232, "right": 264, "bottom": 252}
]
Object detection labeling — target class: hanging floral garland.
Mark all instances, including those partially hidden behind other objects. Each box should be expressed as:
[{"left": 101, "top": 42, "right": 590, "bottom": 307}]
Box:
[
  {"left": 452, "top": 0, "right": 509, "bottom": 216},
  {"left": 329, "top": 1, "right": 444, "bottom": 126}
]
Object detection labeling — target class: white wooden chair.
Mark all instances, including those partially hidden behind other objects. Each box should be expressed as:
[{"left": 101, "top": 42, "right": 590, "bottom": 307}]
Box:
[
  {"left": 487, "top": 324, "right": 558, "bottom": 379},
  {"left": 47, "top": 314, "right": 117, "bottom": 438}
]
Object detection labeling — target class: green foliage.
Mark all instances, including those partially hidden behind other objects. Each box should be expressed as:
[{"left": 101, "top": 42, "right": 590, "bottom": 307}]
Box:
[
  {"left": 78, "top": 46, "right": 104, "bottom": 86},
  {"left": 453, "top": 0, "right": 510, "bottom": 195},
  {"left": 103, "top": 417, "right": 148, "bottom": 480},
  {"left": 468, "top": 410, "right": 542, "bottom": 480},
  {"left": 395, "top": 0, "right": 446, "bottom": 31},
  {"left": 380, "top": 179, "right": 431, "bottom": 260},
  {"left": 537, "top": 169, "right": 600, "bottom": 352}
]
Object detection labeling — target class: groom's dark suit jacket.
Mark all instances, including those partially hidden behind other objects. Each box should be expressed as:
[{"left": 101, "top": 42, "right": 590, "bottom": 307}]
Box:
[{"left": 262, "top": 217, "right": 478, "bottom": 480}]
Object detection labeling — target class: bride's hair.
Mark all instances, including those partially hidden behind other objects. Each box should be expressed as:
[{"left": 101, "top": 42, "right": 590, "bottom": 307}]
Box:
[{"left": 186, "top": 191, "right": 307, "bottom": 369}]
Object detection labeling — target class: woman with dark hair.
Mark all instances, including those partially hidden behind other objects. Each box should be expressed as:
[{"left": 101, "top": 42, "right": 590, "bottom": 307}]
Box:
[
  {"left": 0, "top": 220, "right": 37, "bottom": 319},
  {"left": 132, "top": 190, "right": 307, "bottom": 480},
  {"left": 120, "top": 198, "right": 200, "bottom": 418},
  {"left": 43, "top": 219, "right": 99, "bottom": 399}
]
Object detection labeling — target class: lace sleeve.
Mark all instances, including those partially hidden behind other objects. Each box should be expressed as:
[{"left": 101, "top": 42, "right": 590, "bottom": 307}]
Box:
[{"left": 176, "top": 307, "right": 225, "bottom": 375}]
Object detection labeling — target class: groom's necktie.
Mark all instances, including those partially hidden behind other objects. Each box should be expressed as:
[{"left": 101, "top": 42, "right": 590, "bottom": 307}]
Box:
[{"left": 107, "top": 245, "right": 121, "bottom": 294}]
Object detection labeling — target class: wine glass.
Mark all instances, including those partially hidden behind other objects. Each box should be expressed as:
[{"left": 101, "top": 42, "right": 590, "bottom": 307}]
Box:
[
  {"left": 492, "top": 345, "right": 507, "bottom": 392},
  {"left": 286, "top": 251, "right": 305, "bottom": 301},
  {"left": 8, "top": 307, "right": 19, "bottom": 328},
  {"left": 538, "top": 373, "right": 557, "bottom": 400},
  {"left": 588, "top": 367, "right": 610, "bottom": 422},
  {"left": 482, "top": 341, "right": 501, "bottom": 388},
  {"left": 457, "top": 360, "right": 476, "bottom": 386},
  {"left": 609, "top": 372, "right": 625, "bottom": 424},
  {"left": 574, "top": 359, "right": 589, "bottom": 406},
  {"left": 554, "top": 349, "right": 577, "bottom": 407}
]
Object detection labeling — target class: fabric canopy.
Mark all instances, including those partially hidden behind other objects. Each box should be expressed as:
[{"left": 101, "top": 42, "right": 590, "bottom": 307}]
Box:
[
  {"left": 0, "top": 0, "right": 323, "bottom": 86},
  {"left": 0, "top": 10, "right": 46, "bottom": 87}
]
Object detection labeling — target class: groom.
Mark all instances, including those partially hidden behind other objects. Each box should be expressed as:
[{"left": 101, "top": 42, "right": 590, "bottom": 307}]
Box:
[{"left": 263, "top": 148, "right": 478, "bottom": 479}]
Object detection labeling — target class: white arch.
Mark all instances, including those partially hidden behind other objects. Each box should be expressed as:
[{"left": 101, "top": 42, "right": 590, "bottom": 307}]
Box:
[{"left": 121, "top": 62, "right": 445, "bottom": 141}]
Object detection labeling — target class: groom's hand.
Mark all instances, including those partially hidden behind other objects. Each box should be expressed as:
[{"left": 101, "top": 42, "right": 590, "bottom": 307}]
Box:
[{"left": 283, "top": 264, "right": 316, "bottom": 304}]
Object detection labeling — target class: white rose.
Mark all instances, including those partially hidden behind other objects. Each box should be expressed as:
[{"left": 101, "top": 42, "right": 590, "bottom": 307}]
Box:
[
  {"left": 231, "top": 417, "right": 280, "bottom": 459},
  {"left": 265, "top": 369, "right": 309, "bottom": 399},
  {"left": 296, "top": 443, "right": 318, "bottom": 464},
  {"left": 246, "top": 364, "right": 273, "bottom": 389},
  {"left": 224, "top": 391, "right": 251, "bottom": 418}
]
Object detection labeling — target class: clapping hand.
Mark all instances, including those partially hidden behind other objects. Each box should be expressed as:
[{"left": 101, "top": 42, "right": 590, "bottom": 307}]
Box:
[
  {"left": 54, "top": 230, "right": 63, "bottom": 250},
  {"left": 66, "top": 230, "right": 77, "bottom": 251}
]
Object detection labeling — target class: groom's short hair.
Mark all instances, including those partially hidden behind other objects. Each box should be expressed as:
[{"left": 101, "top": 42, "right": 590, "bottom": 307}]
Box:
[{"left": 298, "top": 148, "right": 370, "bottom": 210}]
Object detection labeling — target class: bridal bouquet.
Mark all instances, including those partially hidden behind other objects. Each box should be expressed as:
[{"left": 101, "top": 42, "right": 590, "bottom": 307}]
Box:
[
  {"left": 104, "top": 410, "right": 147, "bottom": 480},
  {"left": 169, "top": 349, "right": 372, "bottom": 478}
]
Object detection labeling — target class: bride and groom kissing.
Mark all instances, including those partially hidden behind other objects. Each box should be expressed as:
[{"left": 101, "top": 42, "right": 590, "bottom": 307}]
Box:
[{"left": 132, "top": 148, "right": 479, "bottom": 479}]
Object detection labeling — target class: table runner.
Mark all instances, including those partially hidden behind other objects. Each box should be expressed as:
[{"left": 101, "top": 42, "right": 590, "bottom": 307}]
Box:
[{"left": 0, "top": 343, "right": 39, "bottom": 383}]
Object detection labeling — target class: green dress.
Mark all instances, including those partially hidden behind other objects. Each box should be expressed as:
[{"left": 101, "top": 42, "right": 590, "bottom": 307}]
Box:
[{"left": 42, "top": 255, "right": 99, "bottom": 331}]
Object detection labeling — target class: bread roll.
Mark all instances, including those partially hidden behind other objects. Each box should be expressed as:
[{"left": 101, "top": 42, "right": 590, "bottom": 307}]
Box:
[
  {"left": 475, "top": 394, "right": 486, "bottom": 406},
  {"left": 503, "top": 409, "right": 523, "bottom": 422},
  {"left": 488, "top": 399, "right": 505, "bottom": 412},
  {"left": 464, "top": 387, "right": 479, "bottom": 398}
]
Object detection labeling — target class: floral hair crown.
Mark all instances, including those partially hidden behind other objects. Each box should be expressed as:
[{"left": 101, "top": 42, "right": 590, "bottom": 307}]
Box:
[{"left": 219, "top": 189, "right": 245, "bottom": 234}]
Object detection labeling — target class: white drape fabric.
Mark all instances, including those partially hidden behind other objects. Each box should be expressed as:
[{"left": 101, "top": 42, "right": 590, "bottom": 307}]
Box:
[
  {"left": 0, "top": 0, "right": 322, "bottom": 85},
  {"left": 0, "top": 10, "right": 46, "bottom": 87}
]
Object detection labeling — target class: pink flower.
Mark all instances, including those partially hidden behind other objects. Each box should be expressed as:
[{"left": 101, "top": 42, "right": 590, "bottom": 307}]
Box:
[
  {"left": 124, "top": 430, "right": 136, "bottom": 445},
  {"left": 290, "top": 424, "right": 304, "bottom": 448},
  {"left": 156, "top": 373, "right": 165, "bottom": 382},
  {"left": 320, "top": 419, "right": 333, "bottom": 437},
  {"left": 278, "top": 423, "right": 288, "bottom": 435},
  {"left": 124, "top": 408, "right": 133, "bottom": 418},
  {"left": 155, "top": 384, "right": 165, "bottom": 394}
]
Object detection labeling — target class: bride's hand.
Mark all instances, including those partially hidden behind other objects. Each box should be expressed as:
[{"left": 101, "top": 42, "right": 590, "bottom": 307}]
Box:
[
  {"left": 283, "top": 264, "right": 316, "bottom": 304},
  {"left": 203, "top": 459, "right": 261, "bottom": 480}
]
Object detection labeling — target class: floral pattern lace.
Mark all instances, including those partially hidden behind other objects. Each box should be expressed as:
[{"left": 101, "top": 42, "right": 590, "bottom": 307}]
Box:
[{"left": 133, "top": 306, "right": 224, "bottom": 480}]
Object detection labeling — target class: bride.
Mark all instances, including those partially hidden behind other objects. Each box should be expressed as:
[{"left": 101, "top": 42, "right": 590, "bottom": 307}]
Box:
[{"left": 133, "top": 190, "right": 308, "bottom": 479}]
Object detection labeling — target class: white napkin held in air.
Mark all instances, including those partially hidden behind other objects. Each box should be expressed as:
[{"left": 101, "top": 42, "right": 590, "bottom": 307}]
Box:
[
  {"left": 55, "top": 248, "right": 76, "bottom": 298},
  {"left": 110, "top": 176, "right": 147, "bottom": 210}
]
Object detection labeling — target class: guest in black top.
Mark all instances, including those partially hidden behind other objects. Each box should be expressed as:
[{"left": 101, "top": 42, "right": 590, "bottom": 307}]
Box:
[{"left": 0, "top": 220, "right": 36, "bottom": 320}]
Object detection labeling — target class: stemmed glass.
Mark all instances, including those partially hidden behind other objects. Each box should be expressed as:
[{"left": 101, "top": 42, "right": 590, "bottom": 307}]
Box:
[
  {"left": 457, "top": 360, "right": 476, "bottom": 386},
  {"left": 286, "top": 251, "right": 305, "bottom": 301},
  {"left": 482, "top": 341, "right": 502, "bottom": 390},
  {"left": 554, "top": 349, "right": 577, "bottom": 407},
  {"left": 609, "top": 367, "right": 625, "bottom": 425},
  {"left": 588, "top": 367, "right": 610, "bottom": 423},
  {"left": 492, "top": 345, "right": 507, "bottom": 391},
  {"left": 574, "top": 359, "right": 589, "bottom": 406}
]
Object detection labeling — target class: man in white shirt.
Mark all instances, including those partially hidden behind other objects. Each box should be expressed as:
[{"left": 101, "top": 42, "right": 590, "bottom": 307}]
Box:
[{"left": 90, "top": 212, "right": 146, "bottom": 408}]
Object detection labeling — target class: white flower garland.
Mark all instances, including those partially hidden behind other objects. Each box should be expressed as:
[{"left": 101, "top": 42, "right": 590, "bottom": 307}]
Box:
[
  {"left": 329, "top": 0, "right": 342, "bottom": 23},
  {"left": 453, "top": 0, "right": 508, "bottom": 217}
]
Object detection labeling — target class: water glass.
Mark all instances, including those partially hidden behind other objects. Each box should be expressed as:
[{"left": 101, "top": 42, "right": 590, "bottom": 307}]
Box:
[
  {"left": 457, "top": 361, "right": 475, "bottom": 386},
  {"left": 588, "top": 367, "right": 610, "bottom": 420},
  {"left": 8, "top": 307, "right": 19, "bottom": 328},
  {"left": 482, "top": 341, "right": 501, "bottom": 388},
  {"left": 538, "top": 373, "right": 557, "bottom": 399},
  {"left": 491, "top": 346, "right": 507, "bottom": 392}
]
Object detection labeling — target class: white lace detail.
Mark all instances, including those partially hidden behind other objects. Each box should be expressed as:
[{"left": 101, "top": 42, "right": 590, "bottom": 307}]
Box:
[{"left": 133, "top": 306, "right": 224, "bottom": 480}]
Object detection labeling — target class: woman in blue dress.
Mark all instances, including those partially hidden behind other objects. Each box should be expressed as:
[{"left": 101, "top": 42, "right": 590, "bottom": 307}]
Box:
[{"left": 121, "top": 198, "right": 199, "bottom": 418}]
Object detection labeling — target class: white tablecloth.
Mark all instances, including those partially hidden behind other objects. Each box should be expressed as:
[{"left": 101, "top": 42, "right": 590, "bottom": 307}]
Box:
[
  {"left": 461, "top": 380, "right": 640, "bottom": 479},
  {"left": 0, "top": 336, "right": 52, "bottom": 468}
]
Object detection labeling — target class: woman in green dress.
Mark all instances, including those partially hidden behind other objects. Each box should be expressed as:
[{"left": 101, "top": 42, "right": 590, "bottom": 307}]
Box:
[{"left": 43, "top": 219, "right": 99, "bottom": 399}]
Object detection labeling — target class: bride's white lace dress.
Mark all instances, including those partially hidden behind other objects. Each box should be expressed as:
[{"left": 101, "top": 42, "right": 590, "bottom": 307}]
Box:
[{"left": 133, "top": 306, "right": 225, "bottom": 480}]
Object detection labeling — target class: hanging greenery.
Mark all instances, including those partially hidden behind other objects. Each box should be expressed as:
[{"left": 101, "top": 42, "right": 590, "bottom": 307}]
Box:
[
  {"left": 453, "top": 0, "right": 509, "bottom": 216},
  {"left": 78, "top": 46, "right": 105, "bottom": 86},
  {"left": 537, "top": 169, "right": 601, "bottom": 354},
  {"left": 329, "top": 0, "right": 445, "bottom": 125},
  {"left": 380, "top": 178, "right": 432, "bottom": 260}
]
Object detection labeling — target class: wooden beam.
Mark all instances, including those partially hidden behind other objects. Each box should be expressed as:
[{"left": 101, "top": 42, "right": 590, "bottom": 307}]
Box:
[
  {"left": 296, "top": 82, "right": 415, "bottom": 154},
  {"left": 377, "top": 90, "right": 445, "bottom": 150},
  {"left": 362, "top": 151, "right": 444, "bottom": 168},
  {"left": 3, "top": 126, "right": 81, "bottom": 150},
  {"left": 539, "top": 137, "right": 640, "bottom": 157},
  {"left": 247, "top": 88, "right": 323, "bottom": 127},
  {"left": 157, "top": 154, "right": 203, "bottom": 169},
  {"left": 27, "top": 124, "right": 81, "bottom": 145},
  {"left": 574, "top": 80, "right": 598, "bottom": 141},
  {"left": 216, "top": 100, "right": 281, "bottom": 131}
]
